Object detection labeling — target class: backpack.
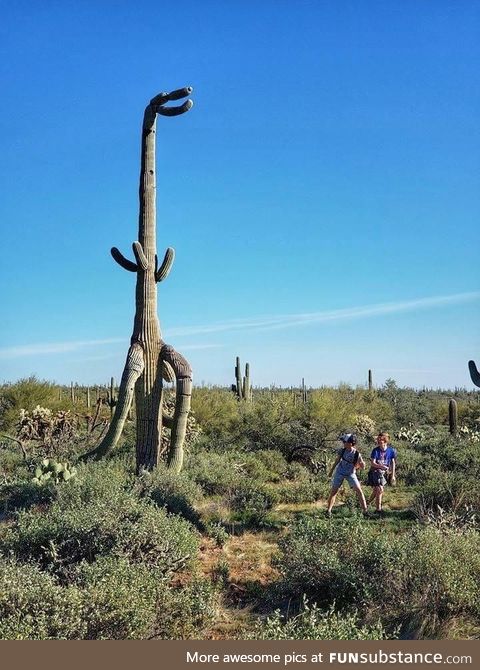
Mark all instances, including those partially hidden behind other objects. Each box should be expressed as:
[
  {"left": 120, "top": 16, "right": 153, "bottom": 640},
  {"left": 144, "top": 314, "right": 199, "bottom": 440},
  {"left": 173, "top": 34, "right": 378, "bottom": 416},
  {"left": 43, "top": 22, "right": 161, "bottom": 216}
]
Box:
[{"left": 341, "top": 447, "right": 359, "bottom": 466}]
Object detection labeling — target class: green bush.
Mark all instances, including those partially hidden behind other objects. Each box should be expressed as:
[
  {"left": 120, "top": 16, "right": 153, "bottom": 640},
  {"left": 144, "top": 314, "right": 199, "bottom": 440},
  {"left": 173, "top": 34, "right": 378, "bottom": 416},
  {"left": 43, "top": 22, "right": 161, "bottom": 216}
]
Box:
[
  {"left": 185, "top": 451, "right": 243, "bottom": 495},
  {"left": 73, "top": 557, "right": 163, "bottom": 639},
  {"left": 228, "top": 481, "right": 277, "bottom": 527},
  {"left": 0, "top": 479, "right": 56, "bottom": 516},
  {"left": 0, "top": 558, "right": 85, "bottom": 639},
  {"left": 190, "top": 388, "right": 241, "bottom": 440},
  {"left": 276, "top": 515, "right": 480, "bottom": 636},
  {"left": 155, "top": 578, "right": 219, "bottom": 639},
  {"left": 2, "top": 462, "right": 199, "bottom": 578},
  {"left": 138, "top": 465, "right": 204, "bottom": 527},
  {"left": 250, "top": 598, "right": 394, "bottom": 640},
  {"left": 0, "top": 377, "right": 65, "bottom": 432},
  {"left": 0, "top": 555, "right": 218, "bottom": 640}
]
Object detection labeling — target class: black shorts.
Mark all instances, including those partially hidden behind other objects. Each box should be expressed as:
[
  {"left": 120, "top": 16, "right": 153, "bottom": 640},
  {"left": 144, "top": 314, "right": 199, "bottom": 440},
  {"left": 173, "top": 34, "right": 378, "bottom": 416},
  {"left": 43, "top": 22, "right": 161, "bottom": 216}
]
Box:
[{"left": 367, "top": 469, "right": 387, "bottom": 487}]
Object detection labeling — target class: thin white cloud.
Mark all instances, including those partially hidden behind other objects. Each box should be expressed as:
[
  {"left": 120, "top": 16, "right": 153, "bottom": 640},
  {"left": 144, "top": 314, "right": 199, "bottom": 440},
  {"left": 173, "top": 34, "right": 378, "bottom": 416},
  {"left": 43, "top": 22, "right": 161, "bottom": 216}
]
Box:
[
  {"left": 0, "top": 338, "right": 222, "bottom": 360},
  {"left": 0, "top": 338, "right": 126, "bottom": 359},
  {"left": 165, "top": 291, "right": 480, "bottom": 337},
  {"left": 2, "top": 291, "right": 477, "bottom": 360},
  {"left": 178, "top": 344, "right": 223, "bottom": 351}
]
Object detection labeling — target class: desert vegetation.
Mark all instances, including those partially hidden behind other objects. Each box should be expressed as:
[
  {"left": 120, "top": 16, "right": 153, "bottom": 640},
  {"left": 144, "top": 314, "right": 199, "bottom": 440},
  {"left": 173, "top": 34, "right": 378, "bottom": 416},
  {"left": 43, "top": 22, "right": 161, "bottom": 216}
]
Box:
[{"left": 1, "top": 375, "right": 479, "bottom": 639}]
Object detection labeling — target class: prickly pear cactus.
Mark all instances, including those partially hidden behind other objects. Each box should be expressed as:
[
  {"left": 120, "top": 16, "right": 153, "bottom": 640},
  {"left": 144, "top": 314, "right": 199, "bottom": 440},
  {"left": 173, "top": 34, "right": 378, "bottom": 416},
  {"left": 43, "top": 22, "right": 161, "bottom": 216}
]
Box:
[{"left": 32, "top": 459, "right": 77, "bottom": 486}]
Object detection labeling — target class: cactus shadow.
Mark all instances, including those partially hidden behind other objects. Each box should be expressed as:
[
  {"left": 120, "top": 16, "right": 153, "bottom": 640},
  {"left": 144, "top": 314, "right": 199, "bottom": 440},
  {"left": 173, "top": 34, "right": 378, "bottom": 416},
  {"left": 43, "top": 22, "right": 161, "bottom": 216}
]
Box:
[{"left": 0, "top": 481, "right": 55, "bottom": 518}]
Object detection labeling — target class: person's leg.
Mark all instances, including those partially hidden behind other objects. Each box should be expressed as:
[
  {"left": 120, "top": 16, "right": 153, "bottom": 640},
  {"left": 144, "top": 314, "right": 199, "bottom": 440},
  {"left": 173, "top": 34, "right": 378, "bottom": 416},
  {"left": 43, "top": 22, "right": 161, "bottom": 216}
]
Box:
[
  {"left": 327, "top": 471, "right": 344, "bottom": 513},
  {"left": 353, "top": 484, "right": 368, "bottom": 512},
  {"left": 327, "top": 486, "right": 340, "bottom": 513},
  {"left": 374, "top": 485, "right": 384, "bottom": 511},
  {"left": 347, "top": 474, "right": 368, "bottom": 512}
]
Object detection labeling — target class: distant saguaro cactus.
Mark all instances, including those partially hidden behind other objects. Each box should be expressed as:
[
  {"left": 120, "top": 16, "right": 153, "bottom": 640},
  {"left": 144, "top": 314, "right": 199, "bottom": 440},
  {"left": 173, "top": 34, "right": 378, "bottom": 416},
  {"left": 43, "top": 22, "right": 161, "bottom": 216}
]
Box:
[
  {"left": 368, "top": 369, "right": 373, "bottom": 391},
  {"left": 468, "top": 360, "right": 480, "bottom": 388},
  {"left": 88, "top": 87, "right": 194, "bottom": 472},
  {"left": 233, "top": 357, "right": 252, "bottom": 402},
  {"left": 106, "top": 377, "right": 117, "bottom": 418},
  {"left": 448, "top": 398, "right": 458, "bottom": 436}
]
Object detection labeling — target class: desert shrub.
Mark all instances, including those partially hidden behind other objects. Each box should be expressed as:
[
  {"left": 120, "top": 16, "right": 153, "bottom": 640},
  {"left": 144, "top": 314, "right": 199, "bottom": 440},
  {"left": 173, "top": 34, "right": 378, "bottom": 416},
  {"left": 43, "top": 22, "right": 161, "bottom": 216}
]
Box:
[
  {"left": 238, "top": 451, "right": 288, "bottom": 483},
  {"left": 185, "top": 451, "right": 243, "bottom": 495},
  {"left": 137, "top": 465, "right": 204, "bottom": 527},
  {"left": 205, "top": 521, "right": 230, "bottom": 547},
  {"left": 254, "top": 449, "right": 289, "bottom": 480},
  {"left": 352, "top": 414, "right": 377, "bottom": 440},
  {"left": 2, "top": 462, "right": 198, "bottom": 578},
  {"left": 228, "top": 481, "right": 277, "bottom": 527},
  {"left": 0, "top": 554, "right": 218, "bottom": 640},
  {"left": 73, "top": 557, "right": 162, "bottom": 639},
  {"left": 0, "top": 479, "right": 56, "bottom": 516},
  {"left": 238, "top": 396, "right": 297, "bottom": 453},
  {"left": 397, "top": 527, "right": 480, "bottom": 637},
  {"left": 276, "top": 516, "right": 480, "bottom": 636},
  {"left": 275, "top": 474, "right": 329, "bottom": 504},
  {"left": 250, "top": 598, "right": 394, "bottom": 640},
  {"left": 393, "top": 445, "right": 424, "bottom": 485},
  {"left": 276, "top": 516, "right": 395, "bottom": 610},
  {"left": 0, "top": 377, "right": 64, "bottom": 433},
  {"left": 15, "top": 406, "right": 78, "bottom": 458},
  {"left": 413, "top": 471, "right": 480, "bottom": 516},
  {"left": 0, "top": 558, "right": 85, "bottom": 639},
  {"left": 190, "top": 388, "right": 241, "bottom": 441},
  {"left": 155, "top": 578, "right": 219, "bottom": 639}
]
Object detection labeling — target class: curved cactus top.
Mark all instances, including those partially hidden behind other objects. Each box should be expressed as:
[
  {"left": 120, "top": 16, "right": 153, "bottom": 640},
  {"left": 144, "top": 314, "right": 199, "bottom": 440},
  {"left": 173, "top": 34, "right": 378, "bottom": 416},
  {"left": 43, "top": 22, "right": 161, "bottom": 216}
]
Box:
[
  {"left": 468, "top": 360, "right": 480, "bottom": 388},
  {"left": 150, "top": 86, "right": 193, "bottom": 117}
]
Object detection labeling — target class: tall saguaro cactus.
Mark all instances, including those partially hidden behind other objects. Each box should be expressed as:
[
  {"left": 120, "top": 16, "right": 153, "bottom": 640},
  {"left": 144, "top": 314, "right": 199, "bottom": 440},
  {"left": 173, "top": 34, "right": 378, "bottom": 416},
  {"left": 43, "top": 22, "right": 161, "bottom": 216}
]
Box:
[{"left": 89, "top": 87, "right": 194, "bottom": 472}]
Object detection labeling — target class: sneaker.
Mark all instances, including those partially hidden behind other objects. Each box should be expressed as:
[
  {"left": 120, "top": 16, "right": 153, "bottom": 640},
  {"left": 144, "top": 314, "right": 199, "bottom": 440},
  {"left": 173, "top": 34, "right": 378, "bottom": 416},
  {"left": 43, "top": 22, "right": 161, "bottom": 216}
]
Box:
[
  {"left": 325, "top": 510, "right": 332, "bottom": 519},
  {"left": 362, "top": 510, "right": 372, "bottom": 519}
]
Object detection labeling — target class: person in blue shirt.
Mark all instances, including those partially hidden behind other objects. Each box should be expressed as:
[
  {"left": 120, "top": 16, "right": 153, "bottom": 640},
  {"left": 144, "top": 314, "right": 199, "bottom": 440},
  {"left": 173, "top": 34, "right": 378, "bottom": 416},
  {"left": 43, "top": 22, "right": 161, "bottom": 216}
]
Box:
[
  {"left": 325, "top": 433, "right": 369, "bottom": 517},
  {"left": 367, "top": 432, "right": 397, "bottom": 514}
]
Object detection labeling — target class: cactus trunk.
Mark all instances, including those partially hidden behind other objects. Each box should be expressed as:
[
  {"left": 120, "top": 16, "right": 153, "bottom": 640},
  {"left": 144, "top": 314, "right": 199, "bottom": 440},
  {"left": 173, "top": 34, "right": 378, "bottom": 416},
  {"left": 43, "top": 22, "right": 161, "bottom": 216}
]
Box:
[{"left": 87, "top": 88, "right": 194, "bottom": 472}]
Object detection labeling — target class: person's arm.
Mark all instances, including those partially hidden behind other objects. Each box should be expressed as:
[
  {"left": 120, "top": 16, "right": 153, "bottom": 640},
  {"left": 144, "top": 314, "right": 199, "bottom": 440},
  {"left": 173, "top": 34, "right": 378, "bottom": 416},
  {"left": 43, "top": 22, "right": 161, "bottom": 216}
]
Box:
[
  {"left": 371, "top": 457, "right": 389, "bottom": 471},
  {"left": 357, "top": 453, "right": 365, "bottom": 470},
  {"left": 328, "top": 455, "right": 341, "bottom": 477},
  {"left": 390, "top": 454, "right": 396, "bottom": 484}
]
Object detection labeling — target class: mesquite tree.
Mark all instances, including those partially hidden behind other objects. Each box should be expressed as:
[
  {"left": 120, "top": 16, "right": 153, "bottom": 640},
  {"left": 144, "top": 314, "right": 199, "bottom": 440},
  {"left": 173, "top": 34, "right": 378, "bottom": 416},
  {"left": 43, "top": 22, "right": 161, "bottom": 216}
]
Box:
[{"left": 90, "top": 87, "right": 194, "bottom": 472}]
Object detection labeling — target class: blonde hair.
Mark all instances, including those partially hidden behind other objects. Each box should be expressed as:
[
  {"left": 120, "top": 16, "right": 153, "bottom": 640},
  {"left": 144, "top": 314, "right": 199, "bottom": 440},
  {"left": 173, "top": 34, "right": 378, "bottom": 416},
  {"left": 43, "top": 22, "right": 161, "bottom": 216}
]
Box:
[{"left": 377, "top": 432, "right": 390, "bottom": 442}]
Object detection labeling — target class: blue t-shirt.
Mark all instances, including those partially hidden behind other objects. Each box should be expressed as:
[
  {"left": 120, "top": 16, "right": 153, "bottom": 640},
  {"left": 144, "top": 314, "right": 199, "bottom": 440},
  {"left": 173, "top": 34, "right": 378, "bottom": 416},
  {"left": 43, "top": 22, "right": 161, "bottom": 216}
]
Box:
[{"left": 370, "top": 445, "right": 396, "bottom": 468}]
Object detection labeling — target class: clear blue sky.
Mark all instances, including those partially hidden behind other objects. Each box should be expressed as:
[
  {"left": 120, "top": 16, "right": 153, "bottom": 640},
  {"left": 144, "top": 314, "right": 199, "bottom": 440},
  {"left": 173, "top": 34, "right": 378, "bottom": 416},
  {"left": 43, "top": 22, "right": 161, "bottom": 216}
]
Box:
[{"left": 1, "top": 0, "right": 479, "bottom": 389}]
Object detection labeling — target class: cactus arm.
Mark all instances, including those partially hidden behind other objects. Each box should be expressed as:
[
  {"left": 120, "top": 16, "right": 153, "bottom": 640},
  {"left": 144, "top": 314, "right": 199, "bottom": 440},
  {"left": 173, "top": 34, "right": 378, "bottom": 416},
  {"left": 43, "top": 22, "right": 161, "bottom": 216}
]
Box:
[
  {"left": 160, "top": 343, "right": 192, "bottom": 473},
  {"left": 161, "top": 359, "right": 176, "bottom": 382},
  {"left": 82, "top": 343, "right": 144, "bottom": 460},
  {"left": 157, "top": 100, "right": 193, "bottom": 117},
  {"left": 151, "top": 87, "right": 193, "bottom": 117},
  {"left": 468, "top": 360, "right": 480, "bottom": 387},
  {"left": 111, "top": 247, "right": 138, "bottom": 273},
  {"left": 155, "top": 247, "right": 175, "bottom": 282},
  {"left": 132, "top": 241, "right": 148, "bottom": 270}
]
